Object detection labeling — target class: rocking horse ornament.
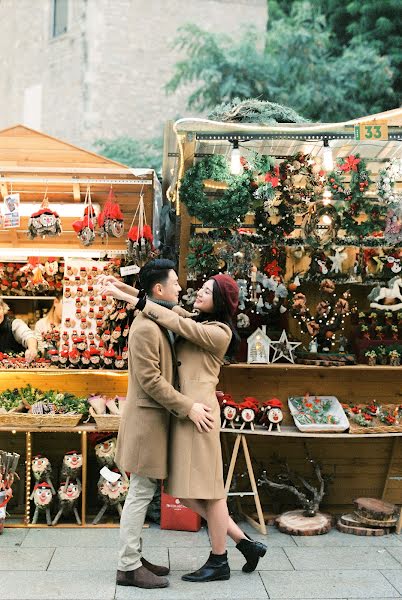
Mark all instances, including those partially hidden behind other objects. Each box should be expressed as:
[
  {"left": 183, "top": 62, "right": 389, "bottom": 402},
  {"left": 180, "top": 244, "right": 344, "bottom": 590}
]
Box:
[{"left": 368, "top": 276, "right": 402, "bottom": 311}]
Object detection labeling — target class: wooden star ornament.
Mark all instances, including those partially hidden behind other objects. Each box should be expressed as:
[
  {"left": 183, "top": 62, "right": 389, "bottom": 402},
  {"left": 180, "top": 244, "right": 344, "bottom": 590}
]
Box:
[{"left": 270, "top": 330, "right": 301, "bottom": 364}]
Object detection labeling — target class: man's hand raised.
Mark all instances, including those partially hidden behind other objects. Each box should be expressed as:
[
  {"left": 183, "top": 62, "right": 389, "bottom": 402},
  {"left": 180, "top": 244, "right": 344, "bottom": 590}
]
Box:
[{"left": 188, "top": 403, "right": 214, "bottom": 433}]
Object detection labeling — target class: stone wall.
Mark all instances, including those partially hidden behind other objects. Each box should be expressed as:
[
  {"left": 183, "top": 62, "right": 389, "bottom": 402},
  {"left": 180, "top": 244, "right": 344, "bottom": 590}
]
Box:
[{"left": 0, "top": 0, "right": 266, "bottom": 149}]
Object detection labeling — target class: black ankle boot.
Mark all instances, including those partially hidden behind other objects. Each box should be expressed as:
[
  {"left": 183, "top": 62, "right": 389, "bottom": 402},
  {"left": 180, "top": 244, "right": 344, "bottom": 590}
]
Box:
[
  {"left": 181, "top": 551, "right": 230, "bottom": 582},
  {"left": 236, "top": 534, "right": 267, "bottom": 573}
]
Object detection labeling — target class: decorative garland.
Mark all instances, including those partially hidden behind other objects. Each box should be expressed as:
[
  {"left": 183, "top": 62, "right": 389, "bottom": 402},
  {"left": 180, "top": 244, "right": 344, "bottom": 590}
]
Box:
[
  {"left": 179, "top": 155, "right": 252, "bottom": 227},
  {"left": 327, "top": 154, "right": 386, "bottom": 238},
  {"left": 217, "top": 230, "right": 258, "bottom": 279},
  {"left": 278, "top": 152, "right": 325, "bottom": 207}
]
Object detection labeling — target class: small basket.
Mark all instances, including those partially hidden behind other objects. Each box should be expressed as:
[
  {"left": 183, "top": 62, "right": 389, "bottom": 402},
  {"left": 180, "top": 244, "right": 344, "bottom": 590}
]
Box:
[
  {"left": 349, "top": 422, "right": 402, "bottom": 435},
  {"left": 0, "top": 413, "right": 82, "bottom": 428},
  {"left": 89, "top": 407, "right": 121, "bottom": 431}
]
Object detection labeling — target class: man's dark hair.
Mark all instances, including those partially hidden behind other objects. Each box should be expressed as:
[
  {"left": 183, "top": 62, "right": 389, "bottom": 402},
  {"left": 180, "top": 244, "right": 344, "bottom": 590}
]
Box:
[{"left": 138, "top": 259, "right": 176, "bottom": 295}]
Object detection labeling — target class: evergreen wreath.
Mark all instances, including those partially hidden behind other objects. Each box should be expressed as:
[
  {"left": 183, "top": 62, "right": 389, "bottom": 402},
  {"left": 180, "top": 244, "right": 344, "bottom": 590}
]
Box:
[
  {"left": 278, "top": 152, "right": 325, "bottom": 207},
  {"left": 179, "top": 155, "right": 252, "bottom": 227},
  {"left": 327, "top": 155, "right": 386, "bottom": 238}
]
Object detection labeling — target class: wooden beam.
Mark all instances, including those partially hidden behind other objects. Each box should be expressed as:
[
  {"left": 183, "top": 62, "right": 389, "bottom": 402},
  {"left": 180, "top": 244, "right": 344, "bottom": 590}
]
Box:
[{"left": 0, "top": 181, "right": 8, "bottom": 199}]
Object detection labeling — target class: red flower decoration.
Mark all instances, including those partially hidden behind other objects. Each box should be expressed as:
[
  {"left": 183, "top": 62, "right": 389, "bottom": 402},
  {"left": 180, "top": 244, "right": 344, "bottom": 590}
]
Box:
[
  {"left": 264, "top": 172, "right": 279, "bottom": 187},
  {"left": 340, "top": 155, "right": 361, "bottom": 172},
  {"left": 263, "top": 260, "right": 282, "bottom": 277}
]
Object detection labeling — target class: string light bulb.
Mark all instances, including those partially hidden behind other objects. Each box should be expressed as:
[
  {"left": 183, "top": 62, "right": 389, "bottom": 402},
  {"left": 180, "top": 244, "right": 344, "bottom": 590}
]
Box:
[
  {"left": 322, "top": 214, "right": 332, "bottom": 225},
  {"left": 323, "top": 188, "right": 332, "bottom": 206},
  {"left": 230, "top": 140, "right": 242, "bottom": 175},
  {"left": 322, "top": 139, "right": 334, "bottom": 171}
]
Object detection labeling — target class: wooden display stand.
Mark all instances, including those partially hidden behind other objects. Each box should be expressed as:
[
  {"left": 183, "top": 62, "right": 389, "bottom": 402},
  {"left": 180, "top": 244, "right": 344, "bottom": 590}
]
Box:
[{"left": 223, "top": 432, "right": 267, "bottom": 535}]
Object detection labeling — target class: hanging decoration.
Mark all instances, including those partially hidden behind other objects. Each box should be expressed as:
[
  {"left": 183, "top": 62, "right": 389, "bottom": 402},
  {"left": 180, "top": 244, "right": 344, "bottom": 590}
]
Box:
[
  {"left": 300, "top": 202, "right": 340, "bottom": 246},
  {"left": 290, "top": 279, "right": 350, "bottom": 352},
  {"left": 327, "top": 155, "right": 386, "bottom": 238},
  {"left": 377, "top": 158, "right": 402, "bottom": 205},
  {"left": 98, "top": 186, "right": 124, "bottom": 239},
  {"left": 186, "top": 234, "right": 219, "bottom": 279},
  {"left": 27, "top": 191, "right": 62, "bottom": 239},
  {"left": 126, "top": 193, "right": 156, "bottom": 267},
  {"left": 72, "top": 186, "right": 96, "bottom": 246},
  {"left": 179, "top": 155, "right": 252, "bottom": 227},
  {"left": 217, "top": 230, "right": 258, "bottom": 279}
]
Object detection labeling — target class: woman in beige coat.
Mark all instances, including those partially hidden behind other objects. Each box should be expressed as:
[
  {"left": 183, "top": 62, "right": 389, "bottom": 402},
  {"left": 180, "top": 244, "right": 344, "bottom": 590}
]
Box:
[{"left": 101, "top": 273, "right": 266, "bottom": 583}]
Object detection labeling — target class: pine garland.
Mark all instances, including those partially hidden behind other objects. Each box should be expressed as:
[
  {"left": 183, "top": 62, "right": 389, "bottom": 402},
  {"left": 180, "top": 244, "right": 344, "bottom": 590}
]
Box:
[{"left": 208, "top": 98, "right": 308, "bottom": 124}]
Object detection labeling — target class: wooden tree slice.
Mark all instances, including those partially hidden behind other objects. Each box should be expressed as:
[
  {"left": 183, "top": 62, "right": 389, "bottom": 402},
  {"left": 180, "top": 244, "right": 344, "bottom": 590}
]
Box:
[
  {"left": 336, "top": 520, "right": 388, "bottom": 536},
  {"left": 340, "top": 513, "right": 368, "bottom": 527},
  {"left": 354, "top": 497, "right": 397, "bottom": 521},
  {"left": 275, "top": 510, "right": 332, "bottom": 536},
  {"left": 354, "top": 510, "right": 397, "bottom": 527}
]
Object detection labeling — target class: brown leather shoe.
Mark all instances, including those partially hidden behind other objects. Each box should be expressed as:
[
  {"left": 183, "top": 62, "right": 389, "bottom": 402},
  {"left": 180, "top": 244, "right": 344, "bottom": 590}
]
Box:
[
  {"left": 141, "top": 557, "right": 170, "bottom": 576},
  {"left": 116, "top": 566, "right": 169, "bottom": 588}
]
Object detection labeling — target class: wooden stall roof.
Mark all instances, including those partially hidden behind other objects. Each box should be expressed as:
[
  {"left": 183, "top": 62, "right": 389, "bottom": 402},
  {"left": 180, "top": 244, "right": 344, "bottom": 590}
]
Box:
[{"left": 0, "top": 125, "right": 154, "bottom": 252}]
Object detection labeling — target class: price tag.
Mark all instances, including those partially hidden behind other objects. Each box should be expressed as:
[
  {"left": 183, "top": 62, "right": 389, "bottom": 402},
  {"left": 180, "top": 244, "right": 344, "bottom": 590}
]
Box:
[
  {"left": 354, "top": 120, "right": 388, "bottom": 141},
  {"left": 120, "top": 264, "right": 140, "bottom": 276},
  {"left": 100, "top": 466, "right": 121, "bottom": 483}
]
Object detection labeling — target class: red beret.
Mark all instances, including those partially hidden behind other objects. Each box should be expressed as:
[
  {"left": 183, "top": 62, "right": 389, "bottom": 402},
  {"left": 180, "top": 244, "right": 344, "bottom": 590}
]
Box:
[{"left": 211, "top": 274, "right": 239, "bottom": 317}]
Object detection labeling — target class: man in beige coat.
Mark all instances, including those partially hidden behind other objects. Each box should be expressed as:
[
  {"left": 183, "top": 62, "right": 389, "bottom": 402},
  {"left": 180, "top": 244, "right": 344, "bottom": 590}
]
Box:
[{"left": 104, "top": 259, "right": 213, "bottom": 590}]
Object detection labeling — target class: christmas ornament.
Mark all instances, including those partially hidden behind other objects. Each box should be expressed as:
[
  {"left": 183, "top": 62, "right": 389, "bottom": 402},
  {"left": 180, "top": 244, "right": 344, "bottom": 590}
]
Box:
[
  {"left": 72, "top": 186, "right": 96, "bottom": 246},
  {"left": 98, "top": 186, "right": 124, "bottom": 238},
  {"left": 270, "top": 330, "right": 301, "bottom": 364},
  {"left": 27, "top": 194, "right": 62, "bottom": 239}
]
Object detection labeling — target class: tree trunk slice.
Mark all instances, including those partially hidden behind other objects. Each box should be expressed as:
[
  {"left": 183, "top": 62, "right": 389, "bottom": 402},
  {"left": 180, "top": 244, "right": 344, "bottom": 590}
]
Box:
[
  {"left": 336, "top": 520, "right": 389, "bottom": 536},
  {"left": 275, "top": 510, "right": 332, "bottom": 536},
  {"left": 354, "top": 510, "right": 397, "bottom": 527},
  {"left": 354, "top": 497, "right": 397, "bottom": 520}
]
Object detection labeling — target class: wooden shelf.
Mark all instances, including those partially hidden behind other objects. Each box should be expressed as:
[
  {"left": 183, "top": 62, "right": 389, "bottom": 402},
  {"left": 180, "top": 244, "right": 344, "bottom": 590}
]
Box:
[
  {"left": 223, "top": 363, "right": 402, "bottom": 371},
  {"left": 0, "top": 296, "right": 56, "bottom": 300},
  {"left": 221, "top": 426, "right": 402, "bottom": 439}
]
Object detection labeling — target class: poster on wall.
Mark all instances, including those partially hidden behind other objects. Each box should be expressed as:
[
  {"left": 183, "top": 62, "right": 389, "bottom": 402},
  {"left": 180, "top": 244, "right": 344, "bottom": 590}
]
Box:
[{"left": 3, "top": 193, "right": 20, "bottom": 228}]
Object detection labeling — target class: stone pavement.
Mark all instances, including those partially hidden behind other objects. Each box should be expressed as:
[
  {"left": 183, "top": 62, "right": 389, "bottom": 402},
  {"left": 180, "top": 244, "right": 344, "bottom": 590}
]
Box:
[{"left": 0, "top": 522, "right": 402, "bottom": 599}]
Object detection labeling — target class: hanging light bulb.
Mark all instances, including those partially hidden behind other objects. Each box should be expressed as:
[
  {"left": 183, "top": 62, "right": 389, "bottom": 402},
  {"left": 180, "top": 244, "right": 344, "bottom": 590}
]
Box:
[
  {"left": 230, "top": 140, "right": 242, "bottom": 175},
  {"left": 322, "top": 139, "right": 334, "bottom": 171},
  {"left": 323, "top": 188, "right": 332, "bottom": 206},
  {"left": 322, "top": 214, "right": 332, "bottom": 225}
]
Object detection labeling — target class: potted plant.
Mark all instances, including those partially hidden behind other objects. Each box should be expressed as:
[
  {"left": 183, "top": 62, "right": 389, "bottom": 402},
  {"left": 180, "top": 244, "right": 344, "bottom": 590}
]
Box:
[{"left": 365, "top": 350, "right": 377, "bottom": 366}]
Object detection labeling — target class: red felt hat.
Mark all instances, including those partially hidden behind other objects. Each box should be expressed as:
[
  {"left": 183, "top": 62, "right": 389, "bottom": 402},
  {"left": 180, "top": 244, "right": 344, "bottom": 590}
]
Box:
[
  {"left": 211, "top": 274, "right": 239, "bottom": 317},
  {"left": 265, "top": 397, "right": 283, "bottom": 408}
]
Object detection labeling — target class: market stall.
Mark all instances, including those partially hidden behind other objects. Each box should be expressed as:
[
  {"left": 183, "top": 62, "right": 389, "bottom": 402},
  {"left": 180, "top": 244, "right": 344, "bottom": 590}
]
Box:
[
  {"left": 0, "top": 125, "right": 156, "bottom": 527},
  {"left": 163, "top": 107, "right": 402, "bottom": 525}
]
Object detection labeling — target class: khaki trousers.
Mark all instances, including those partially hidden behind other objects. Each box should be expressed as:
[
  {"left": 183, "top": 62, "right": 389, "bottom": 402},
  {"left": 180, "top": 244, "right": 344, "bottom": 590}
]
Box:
[{"left": 118, "top": 473, "right": 157, "bottom": 571}]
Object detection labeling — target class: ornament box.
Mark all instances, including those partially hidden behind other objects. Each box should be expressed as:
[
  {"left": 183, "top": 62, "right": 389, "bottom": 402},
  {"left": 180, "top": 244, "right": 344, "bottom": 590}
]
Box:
[{"left": 288, "top": 395, "right": 350, "bottom": 433}]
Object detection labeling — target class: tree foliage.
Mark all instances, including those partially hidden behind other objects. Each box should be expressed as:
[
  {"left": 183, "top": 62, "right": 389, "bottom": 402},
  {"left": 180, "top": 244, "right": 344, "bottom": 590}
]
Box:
[
  {"left": 94, "top": 136, "right": 163, "bottom": 174},
  {"left": 166, "top": 2, "right": 397, "bottom": 122}
]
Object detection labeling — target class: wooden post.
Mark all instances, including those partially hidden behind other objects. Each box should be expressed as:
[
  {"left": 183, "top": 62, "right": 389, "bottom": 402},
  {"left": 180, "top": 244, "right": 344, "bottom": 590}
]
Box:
[{"left": 81, "top": 431, "right": 87, "bottom": 526}]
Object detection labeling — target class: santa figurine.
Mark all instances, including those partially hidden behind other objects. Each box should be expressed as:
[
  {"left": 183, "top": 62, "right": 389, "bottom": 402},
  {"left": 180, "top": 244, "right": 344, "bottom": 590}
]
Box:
[{"left": 261, "top": 398, "right": 284, "bottom": 432}]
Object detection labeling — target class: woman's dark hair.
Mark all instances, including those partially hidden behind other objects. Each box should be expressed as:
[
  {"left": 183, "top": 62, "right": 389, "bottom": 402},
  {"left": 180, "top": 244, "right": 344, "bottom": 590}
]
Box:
[
  {"left": 138, "top": 259, "right": 176, "bottom": 295},
  {"left": 195, "top": 280, "right": 240, "bottom": 359}
]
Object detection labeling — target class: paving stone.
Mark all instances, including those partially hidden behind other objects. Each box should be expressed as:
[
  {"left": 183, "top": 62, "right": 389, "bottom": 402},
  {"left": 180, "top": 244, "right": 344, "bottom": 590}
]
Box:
[
  {"left": 115, "top": 570, "right": 268, "bottom": 599},
  {"left": 21, "top": 527, "right": 120, "bottom": 547},
  {"left": 285, "top": 547, "right": 401, "bottom": 570},
  {"left": 0, "top": 547, "right": 54, "bottom": 570},
  {"left": 380, "top": 570, "right": 402, "bottom": 595},
  {"left": 168, "top": 545, "right": 292, "bottom": 571},
  {"left": 259, "top": 569, "right": 400, "bottom": 598},
  {"left": 388, "top": 548, "right": 402, "bottom": 567},
  {"left": 48, "top": 545, "right": 168, "bottom": 571},
  {"left": 292, "top": 529, "right": 402, "bottom": 547},
  {"left": 0, "top": 570, "right": 116, "bottom": 599},
  {"left": 0, "top": 527, "right": 29, "bottom": 546},
  {"left": 143, "top": 525, "right": 211, "bottom": 547}
]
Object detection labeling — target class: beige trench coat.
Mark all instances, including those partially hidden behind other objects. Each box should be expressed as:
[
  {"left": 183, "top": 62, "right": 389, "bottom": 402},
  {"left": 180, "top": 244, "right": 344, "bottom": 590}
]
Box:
[
  {"left": 142, "top": 301, "right": 232, "bottom": 500},
  {"left": 115, "top": 311, "right": 194, "bottom": 479}
]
